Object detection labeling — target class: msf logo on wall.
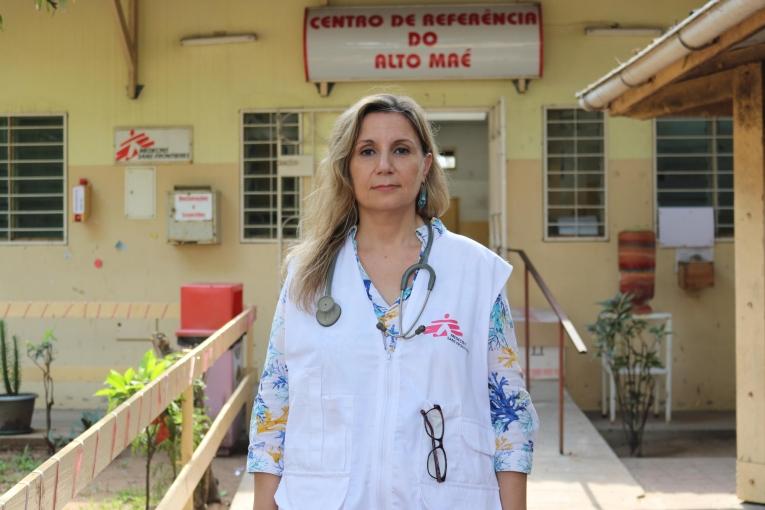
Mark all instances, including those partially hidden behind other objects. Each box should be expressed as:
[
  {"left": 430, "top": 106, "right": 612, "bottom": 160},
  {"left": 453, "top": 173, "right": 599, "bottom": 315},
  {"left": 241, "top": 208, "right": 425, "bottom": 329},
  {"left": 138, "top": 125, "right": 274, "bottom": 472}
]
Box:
[
  {"left": 424, "top": 314, "right": 468, "bottom": 352},
  {"left": 115, "top": 129, "right": 155, "bottom": 161}
]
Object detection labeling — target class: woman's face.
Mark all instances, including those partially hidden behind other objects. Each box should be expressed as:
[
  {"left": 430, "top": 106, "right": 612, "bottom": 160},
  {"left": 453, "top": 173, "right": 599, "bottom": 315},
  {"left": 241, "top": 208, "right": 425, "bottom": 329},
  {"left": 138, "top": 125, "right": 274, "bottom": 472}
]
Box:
[{"left": 349, "top": 112, "right": 432, "bottom": 217}]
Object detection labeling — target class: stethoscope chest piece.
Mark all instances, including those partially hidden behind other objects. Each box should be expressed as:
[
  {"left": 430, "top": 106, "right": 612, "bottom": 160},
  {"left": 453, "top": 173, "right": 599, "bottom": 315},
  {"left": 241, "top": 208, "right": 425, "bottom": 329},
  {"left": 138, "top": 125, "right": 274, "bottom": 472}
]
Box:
[{"left": 316, "top": 295, "right": 341, "bottom": 327}]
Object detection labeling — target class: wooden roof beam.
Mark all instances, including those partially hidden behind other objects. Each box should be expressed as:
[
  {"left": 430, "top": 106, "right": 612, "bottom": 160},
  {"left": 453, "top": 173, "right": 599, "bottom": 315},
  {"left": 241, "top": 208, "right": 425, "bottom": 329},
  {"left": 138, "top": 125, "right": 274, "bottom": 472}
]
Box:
[
  {"left": 610, "top": 8, "right": 765, "bottom": 116},
  {"left": 113, "top": 0, "right": 140, "bottom": 99},
  {"left": 625, "top": 69, "right": 734, "bottom": 120}
]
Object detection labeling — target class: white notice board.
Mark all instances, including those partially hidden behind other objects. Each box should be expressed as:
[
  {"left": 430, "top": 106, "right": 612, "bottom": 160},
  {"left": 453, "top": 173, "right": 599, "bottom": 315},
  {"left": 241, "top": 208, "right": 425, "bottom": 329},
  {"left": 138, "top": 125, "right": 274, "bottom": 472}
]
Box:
[{"left": 658, "top": 207, "right": 714, "bottom": 247}]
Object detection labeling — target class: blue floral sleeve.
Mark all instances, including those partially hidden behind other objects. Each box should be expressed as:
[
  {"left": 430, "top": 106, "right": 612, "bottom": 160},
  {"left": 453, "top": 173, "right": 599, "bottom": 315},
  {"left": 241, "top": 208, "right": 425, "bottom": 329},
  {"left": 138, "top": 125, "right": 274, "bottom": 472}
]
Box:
[
  {"left": 488, "top": 291, "right": 539, "bottom": 473},
  {"left": 247, "top": 284, "right": 289, "bottom": 475}
]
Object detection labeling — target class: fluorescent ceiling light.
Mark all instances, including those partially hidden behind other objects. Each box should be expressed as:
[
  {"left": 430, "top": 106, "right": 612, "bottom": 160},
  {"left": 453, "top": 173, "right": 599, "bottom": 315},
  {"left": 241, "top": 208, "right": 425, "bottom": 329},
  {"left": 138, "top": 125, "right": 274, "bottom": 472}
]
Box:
[
  {"left": 428, "top": 112, "right": 487, "bottom": 122},
  {"left": 585, "top": 26, "right": 663, "bottom": 37},
  {"left": 180, "top": 33, "right": 257, "bottom": 46}
]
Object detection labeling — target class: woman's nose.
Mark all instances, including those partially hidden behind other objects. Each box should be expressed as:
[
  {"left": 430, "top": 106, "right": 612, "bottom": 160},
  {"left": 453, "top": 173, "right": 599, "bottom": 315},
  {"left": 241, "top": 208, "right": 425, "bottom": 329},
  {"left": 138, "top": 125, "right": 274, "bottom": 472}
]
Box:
[{"left": 376, "top": 151, "right": 393, "bottom": 172}]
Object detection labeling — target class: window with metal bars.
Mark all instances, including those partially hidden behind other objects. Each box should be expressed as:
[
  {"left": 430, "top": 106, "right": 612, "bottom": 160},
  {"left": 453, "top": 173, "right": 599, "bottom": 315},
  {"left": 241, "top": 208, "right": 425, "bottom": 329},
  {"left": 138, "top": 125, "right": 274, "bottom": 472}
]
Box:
[
  {"left": 544, "top": 108, "right": 606, "bottom": 239},
  {"left": 655, "top": 117, "right": 733, "bottom": 238},
  {"left": 0, "top": 115, "right": 66, "bottom": 243},
  {"left": 241, "top": 112, "right": 301, "bottom": 241}
]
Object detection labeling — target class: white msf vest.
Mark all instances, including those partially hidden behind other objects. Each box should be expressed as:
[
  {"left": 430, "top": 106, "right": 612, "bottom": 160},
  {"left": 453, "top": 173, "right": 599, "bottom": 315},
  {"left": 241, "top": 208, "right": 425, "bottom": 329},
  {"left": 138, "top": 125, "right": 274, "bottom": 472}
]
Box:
[{"left": 275, "top": 230, "right": 512, "bottom": 510}]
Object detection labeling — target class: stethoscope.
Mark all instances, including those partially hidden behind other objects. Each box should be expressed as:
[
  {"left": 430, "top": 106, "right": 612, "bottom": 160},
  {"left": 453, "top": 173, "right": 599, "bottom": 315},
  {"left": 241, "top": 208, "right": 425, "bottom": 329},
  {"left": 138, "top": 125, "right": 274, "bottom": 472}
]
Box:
[{"left": 316, "top": 222, "right": 437, "bottom": 341}]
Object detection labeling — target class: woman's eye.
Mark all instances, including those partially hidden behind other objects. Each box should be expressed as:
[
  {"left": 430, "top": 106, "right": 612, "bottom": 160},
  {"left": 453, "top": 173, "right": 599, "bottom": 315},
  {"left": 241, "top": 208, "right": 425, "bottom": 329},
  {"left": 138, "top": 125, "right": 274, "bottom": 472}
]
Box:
[
  {"left": 359, "top": 148, "right": 375, "bottom": 156},
  {"left": 394, "top": 146, "right": 411, "bottom": 155}
]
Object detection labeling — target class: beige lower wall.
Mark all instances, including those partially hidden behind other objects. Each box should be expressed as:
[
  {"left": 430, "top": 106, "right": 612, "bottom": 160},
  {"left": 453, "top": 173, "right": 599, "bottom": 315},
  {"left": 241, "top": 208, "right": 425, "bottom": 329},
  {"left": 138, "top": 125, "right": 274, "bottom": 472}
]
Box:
[{"left": 506, "top": 158, "right": 736, "bottom": 411}]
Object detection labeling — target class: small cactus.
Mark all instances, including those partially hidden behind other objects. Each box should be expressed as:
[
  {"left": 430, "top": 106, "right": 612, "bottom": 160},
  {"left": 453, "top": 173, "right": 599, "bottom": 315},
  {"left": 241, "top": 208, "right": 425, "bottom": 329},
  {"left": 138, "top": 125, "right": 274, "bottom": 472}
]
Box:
[{"left": 0, "top": 320, "right": 21, "bottom": 395}]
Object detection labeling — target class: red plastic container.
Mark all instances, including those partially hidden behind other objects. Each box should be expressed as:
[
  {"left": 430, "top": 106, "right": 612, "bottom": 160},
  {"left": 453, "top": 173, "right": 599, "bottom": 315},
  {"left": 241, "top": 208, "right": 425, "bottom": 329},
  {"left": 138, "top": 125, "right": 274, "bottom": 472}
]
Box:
[{"left": 176, "top": 283, "right": 243, "bottom": 341}]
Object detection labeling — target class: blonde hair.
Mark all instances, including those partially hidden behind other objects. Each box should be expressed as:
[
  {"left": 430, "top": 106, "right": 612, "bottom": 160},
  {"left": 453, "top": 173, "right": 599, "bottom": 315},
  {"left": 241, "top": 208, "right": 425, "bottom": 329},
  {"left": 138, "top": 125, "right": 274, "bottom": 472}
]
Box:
[{"left": 286, "top": 94, "right": 450, "bottom": 311}]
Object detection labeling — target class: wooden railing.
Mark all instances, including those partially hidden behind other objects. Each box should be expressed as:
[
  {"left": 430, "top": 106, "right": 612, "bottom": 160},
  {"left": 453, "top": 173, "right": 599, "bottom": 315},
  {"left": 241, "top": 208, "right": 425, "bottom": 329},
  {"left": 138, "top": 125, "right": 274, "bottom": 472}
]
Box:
[
  {"left": 0, "top": 307, "right": 256, "bottom": 510},
  {"left": 506, "top": 248, "right": 588, "bottom": 455}
]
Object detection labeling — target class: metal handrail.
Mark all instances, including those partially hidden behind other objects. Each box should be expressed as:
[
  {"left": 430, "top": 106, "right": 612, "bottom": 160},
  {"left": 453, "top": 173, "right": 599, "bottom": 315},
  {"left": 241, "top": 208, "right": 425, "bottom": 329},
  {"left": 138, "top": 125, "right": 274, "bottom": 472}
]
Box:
[{"left": 505, "top": 248, "right": 587, "bottom": 455}]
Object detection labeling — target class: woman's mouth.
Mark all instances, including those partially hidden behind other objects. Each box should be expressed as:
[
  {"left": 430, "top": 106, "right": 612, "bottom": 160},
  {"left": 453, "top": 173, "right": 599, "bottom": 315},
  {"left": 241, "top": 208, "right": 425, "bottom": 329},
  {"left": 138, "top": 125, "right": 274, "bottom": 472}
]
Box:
[{"left": 371, "top": 184, "right": 399, "bottom": 191}]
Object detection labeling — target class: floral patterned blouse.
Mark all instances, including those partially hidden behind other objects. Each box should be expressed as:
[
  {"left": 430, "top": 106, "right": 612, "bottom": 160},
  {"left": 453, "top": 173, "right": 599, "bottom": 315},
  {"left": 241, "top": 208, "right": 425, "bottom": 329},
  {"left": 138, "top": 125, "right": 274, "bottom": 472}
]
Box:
[{"left": 247, "top": 218, "right": 539, "bottom": 475}]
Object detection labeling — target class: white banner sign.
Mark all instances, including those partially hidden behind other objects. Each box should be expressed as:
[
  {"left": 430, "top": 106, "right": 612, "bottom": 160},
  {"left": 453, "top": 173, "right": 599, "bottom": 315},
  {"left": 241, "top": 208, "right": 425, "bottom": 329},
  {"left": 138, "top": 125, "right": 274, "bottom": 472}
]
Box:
[
  {"left": 174, "top": 192, "right": 212, "bottom": 222},
  {"left": 304, "top": 4, "right": 542, "bottom": 82},
  {"left": 115, "top": 127, "right": 192, "bottom": 163}
]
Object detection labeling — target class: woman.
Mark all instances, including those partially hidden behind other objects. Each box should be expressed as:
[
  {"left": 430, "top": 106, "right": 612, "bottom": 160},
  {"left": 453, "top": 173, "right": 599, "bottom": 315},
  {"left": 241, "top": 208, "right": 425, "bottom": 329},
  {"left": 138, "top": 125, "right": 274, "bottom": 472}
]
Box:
[{"left": 248, "top": 94, "right": 539, "bottom": 510}]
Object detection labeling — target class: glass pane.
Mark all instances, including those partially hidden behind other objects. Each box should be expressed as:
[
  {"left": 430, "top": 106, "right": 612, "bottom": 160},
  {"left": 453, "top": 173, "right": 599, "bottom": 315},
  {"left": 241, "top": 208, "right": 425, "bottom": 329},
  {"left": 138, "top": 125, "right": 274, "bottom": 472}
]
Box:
[
  {"left": 717, "top": 173, "right": 733, "bottom": 190},
  {"left": 577, "top": 190, "right": 604, "bottom": 206},
  {"left": 243, "top": 227, "right": 273, "bottom": 239},
  {"left": 244, "top": 126, "right": 273, "bottom": 142},
  {"left": 12, "top": 179, "right": 63, "bottom": 195},
  {"left": 577, "top": 173, "right": 604, "bottom": 188},
  {"left": 547, "top": 208, "right": 576, "bottom": 224},
  {"left": 244, "top": 161, "right": 272, "bottom": 176},
  {"left": 0, "top": 181, "right": 6, "bottom": 194},
  {"left": 280, "top": 125, "right": 299, "bottom": 142},
  {"left": 547, "top": 157, "right": 575, "bottom": 172},
  {"left": 656, "top": 119, "right": 711, "bottom": 137},
  {"left": 283, "top": 226, "right": 299, "bottom": 239},
  {"left": 577, "top": 139, "right": 603, "bottom": 154},
  {"left": 547, "top": 140, "right": 574, "bottom": 154},
  {"left": 717, "top": 208, "right": 733, "bottom": 225},
  {"left": 0, "top": 215, "right": 7, "bottom": 229},
  {"left": 547, "top": 173, "right": 575, "bottom": 189},
  {"left": 244, "top": 177, "right": 274, "bottom": 192},
  {"left": 11, "top": 116, "right": 63, "bottom": 127},
  {"left": 717, "top": 156, "right": 733, "bottom": 171},
  {"left": 244, "top": 194, "right": 272, "bottom": 209},
  {"left": 716, "top": 139, "right": 733, "bottom": 154},
  {"left": 656, "top": 173, "right": 713, "bottom": 190},
  {"left": 548, "top": 191, "right": 575, "bottom": 206},
  {"left": 546, "top": 109, "right": 575, "bottom": 121},
  {"left": 717, "top": 225, "right": 734, "bottom": 237},
  {"left": 0, "top": 129, "right": 6, "bottom": 144},
  {"left": 718, "top": 191, "right": 733, "bottom": 207},
  {"left": 281, "top": 144, "right": 300, "bottom": 156},
  {"left": 716, "top": 119, "right": 733, "bottom": 136},
  {"left": 14, "top": 213, "right": 63, "bottom": 229},
  {"left": 279, "top": 113, "right": 299, "bottom": 124},
  {"left": 0, "top": 163, "right": 6, "bottom": 177},
  {"left": 12, "top": 145, "right": 64, "bottom": 160},
  {"left": 243, "top": 113, "right": 272, "bottom": 125},
  {"left": 0, "top": 118, "right": 7, "bottom": 127},
  {"left": 657, "top": 191, "right": 713, "bottom": 207},
  {"left": 657, "top": 156, "right": 712, "bottom": 172},
  {"left": 0, "top": 147, "right": 7, "bottom": 160},
  {"left": 0, "top": 197, "right": 6, "bottom": 210},
  {"left": 576, "top": 110, "right": 602, "bottom": 121},
  {"left": 13, "top": 162, "right": 63, "bottom": 177},
  {"left": 12, "top": 196, "right": 63, "bottom": 211},
  {"left": 577, "top": 156, "right": 603, "bottom": 172},
  {"left": 11, "top": 129, "right": 63, "bottom": 144},
  {"left": 657, "top": 138, "right": 713, "bottom": 154},
  {"left": 282, "top": 177, "right": 297, "bottom": 192},
  {"left": 244, "top": 211, "right": 276, "bottom": 226},
  {"left": 576, "top": 122, "right": 603, "bottom": 137},
  {"left": 547, "top": 123, "right": 574, "bottom": 137},
  {"left": 244, "top": 143, "right": 272, "bottom": 159},
  {"left": 282, "top": 194, "right": 296, "bottom": 209}
]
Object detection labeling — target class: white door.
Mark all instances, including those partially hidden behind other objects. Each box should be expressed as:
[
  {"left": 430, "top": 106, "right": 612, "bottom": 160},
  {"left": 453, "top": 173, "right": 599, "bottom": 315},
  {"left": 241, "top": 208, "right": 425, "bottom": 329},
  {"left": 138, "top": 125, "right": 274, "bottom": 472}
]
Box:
[{"left": 488, "top": 97, "right": 507, "bottom": 254}]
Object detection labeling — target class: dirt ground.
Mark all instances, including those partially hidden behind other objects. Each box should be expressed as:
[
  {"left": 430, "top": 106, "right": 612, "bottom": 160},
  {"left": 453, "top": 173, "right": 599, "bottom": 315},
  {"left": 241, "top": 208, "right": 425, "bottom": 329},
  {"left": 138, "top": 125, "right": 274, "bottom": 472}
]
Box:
[{"left": 0, "top": 445, "right": 246, "bottom": 509}]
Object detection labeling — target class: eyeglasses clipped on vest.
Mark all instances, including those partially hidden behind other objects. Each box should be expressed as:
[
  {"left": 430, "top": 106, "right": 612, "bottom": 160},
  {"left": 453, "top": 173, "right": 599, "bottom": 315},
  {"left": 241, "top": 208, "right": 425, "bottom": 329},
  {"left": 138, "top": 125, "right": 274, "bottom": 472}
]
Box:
[{"left": 420, "top": 404, "right": 447, "bottom": 483}]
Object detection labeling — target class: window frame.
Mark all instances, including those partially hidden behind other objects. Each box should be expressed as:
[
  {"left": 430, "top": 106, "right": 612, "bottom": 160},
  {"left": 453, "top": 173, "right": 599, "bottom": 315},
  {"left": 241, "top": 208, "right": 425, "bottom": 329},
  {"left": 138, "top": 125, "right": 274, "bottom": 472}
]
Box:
[
  {"left": 239, "top": 109, "right": 303, "bottom": 244},
  {"left": 542, "top": 105, "right": 609, "bottom": 243},
  {"left": 652, "top": 117, "right": 734, "bottom": 242},
  {"left": 0, "top": 112, "right": 68, "bottom": 246}
]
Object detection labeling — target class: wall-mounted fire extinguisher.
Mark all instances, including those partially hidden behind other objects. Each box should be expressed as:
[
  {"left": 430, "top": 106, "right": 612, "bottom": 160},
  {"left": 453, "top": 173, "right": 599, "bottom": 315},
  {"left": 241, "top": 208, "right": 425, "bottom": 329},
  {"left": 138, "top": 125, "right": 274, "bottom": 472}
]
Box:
[{"left": 72, "top": 178, "right": 91, "bottom": 222}]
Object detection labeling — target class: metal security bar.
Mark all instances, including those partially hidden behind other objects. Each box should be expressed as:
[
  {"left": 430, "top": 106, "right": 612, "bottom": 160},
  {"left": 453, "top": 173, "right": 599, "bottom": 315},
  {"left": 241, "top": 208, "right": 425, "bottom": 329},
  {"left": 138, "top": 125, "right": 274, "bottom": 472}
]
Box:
[
  {"left": 655, "top": 117, "right": 733, "bottom": 238},
  {"left": 544, "top": 108, "right": 606, "bottom": 240},
  {"left": 0, "top": 115, "right": 66, "bottom": 243}
]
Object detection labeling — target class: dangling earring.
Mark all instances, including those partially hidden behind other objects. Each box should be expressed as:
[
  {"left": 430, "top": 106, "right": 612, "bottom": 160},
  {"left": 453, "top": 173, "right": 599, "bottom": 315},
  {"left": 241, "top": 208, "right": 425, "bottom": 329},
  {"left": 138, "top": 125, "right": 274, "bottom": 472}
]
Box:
[{"left": 417, "top": 183, "right": 428, "bottom": 210}]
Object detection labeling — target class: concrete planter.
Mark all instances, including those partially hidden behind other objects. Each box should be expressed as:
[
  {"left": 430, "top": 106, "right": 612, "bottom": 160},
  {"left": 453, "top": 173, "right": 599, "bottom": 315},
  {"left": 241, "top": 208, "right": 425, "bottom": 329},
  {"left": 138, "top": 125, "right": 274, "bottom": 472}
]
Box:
[{"left": 0, "top": 393, "right": 37, "bottom": 435}]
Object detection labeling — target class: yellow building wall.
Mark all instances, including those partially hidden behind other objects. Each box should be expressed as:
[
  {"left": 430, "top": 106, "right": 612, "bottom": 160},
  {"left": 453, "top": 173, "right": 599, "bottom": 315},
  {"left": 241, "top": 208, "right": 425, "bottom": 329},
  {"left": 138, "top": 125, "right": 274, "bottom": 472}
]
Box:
[{"left": 0, "top": 0, "right": 733, "bottom": 411}]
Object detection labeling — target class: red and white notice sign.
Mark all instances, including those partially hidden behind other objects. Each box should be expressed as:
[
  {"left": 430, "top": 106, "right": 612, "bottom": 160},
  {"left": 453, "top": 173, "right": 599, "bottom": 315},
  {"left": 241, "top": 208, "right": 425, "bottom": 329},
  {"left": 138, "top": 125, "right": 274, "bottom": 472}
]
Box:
[
  {"left": 304, "top": 4, "right": 542, "bottom": 82},
  {"left": 115, "top": 127, "right": 192, "bottom": 163},
  {"left": 174, "top": 192, "right": 212, "bottom": 222}
]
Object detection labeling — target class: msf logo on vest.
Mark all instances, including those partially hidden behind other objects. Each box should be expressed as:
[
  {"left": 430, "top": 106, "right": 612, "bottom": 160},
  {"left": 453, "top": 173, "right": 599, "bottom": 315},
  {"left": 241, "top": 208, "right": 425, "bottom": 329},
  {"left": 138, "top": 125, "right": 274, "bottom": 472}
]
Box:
[{"left": 424, "top": 314, "right": 469, "bottom": 353}]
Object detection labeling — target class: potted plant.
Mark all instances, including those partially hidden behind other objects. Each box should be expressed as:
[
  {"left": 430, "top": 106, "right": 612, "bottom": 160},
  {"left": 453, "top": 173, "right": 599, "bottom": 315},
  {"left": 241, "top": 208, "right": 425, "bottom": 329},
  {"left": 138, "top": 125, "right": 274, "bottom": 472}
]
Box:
[
  {"left": 589, "top": 293, "right": 664, "bottom": 456},
  {"left": 0, "top": 320, "right": 37, "bottom": 435},
  {"left": 27, "top": 329, "right": 57, "bottom": 453}
]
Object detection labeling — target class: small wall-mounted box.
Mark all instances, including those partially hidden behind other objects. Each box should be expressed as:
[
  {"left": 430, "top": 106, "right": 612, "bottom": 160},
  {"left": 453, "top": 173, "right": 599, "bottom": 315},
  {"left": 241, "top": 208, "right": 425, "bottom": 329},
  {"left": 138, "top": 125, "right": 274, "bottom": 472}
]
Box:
[
  {"left": 678, "top": 260, "right": 714, "bottom": 290},
  {"left": 167, "top": 187, "right": 219, "bottom": 244}
]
